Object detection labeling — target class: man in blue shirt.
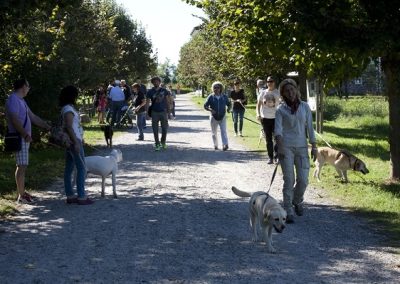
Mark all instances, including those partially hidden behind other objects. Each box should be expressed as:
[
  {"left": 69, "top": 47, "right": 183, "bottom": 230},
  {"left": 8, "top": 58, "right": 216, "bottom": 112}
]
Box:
[{"left": 146, "top": 76, "right": 172, "bottom": 151}]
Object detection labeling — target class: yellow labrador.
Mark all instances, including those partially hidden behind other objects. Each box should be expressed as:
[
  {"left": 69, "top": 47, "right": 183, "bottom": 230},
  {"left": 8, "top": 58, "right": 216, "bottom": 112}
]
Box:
[
  {"left": 313, "top": 146, "right": 369, "bottom": 182},
  {"left": 231, "top": 186, "right": 286, "bottom": 253}
]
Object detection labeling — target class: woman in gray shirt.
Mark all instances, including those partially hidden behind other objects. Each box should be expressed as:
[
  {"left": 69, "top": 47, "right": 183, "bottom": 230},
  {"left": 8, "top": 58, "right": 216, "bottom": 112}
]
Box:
[{"left": 275, "top": 79, "right": 317, "bottom": 223}]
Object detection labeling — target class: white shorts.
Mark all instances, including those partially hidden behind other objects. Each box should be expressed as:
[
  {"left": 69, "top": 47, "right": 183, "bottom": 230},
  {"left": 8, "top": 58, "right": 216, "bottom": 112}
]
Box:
[{"left": 16, "top": 140, "right": 30, "bottom": 166}]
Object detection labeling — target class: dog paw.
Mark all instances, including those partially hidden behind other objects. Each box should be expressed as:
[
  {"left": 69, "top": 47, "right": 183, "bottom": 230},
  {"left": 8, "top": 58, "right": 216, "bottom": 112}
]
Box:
[{"left": 267, "top": 246, "right": 276, "bottom": 254}]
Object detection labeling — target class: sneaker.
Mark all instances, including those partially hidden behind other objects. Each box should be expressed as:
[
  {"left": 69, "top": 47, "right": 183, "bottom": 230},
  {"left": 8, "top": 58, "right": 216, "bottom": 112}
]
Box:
[
  {"left": 267, "top": 158, "right": 274, "bottom": 164},
  {"left": 155, "top": 144, "right": 161, "bottom": 151},
  {"left": 77, "top": 198, "right": 94, "bottom": 205},
  {"left": 17, "top": 193, "right": 34, "bottom": 204},
  {"left": 294, "top": 203, "right": 304, "bottom": 216},
  {"left": 239, "top": 132, "right": 243, "bottom": 137},
  {"left": 223, "top": 145, "right": 229, "bottom": 151},
  {"left": 286, "top": 214, "right": 295, "bottom": 224},
  {"left": 136, "top": 137, "right": 144, "bottom": 141},
  {"left": 234, "top": 132, "right": 238, "bottom": 137},
  {"left": 161, "top": 143, "right": 167, "bottom": 150},
  {"left": 66, "top": 197, "right": 78, "bottom": 204}
]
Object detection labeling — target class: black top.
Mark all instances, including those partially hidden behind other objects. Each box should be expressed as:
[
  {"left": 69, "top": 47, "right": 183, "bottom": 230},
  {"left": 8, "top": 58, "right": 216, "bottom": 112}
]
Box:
[
  {"left": 230, "top": 89, "right": 246, "bottom": 111},
  {"left": 134, "top": 91, "right": 146, "bottom": 113}
]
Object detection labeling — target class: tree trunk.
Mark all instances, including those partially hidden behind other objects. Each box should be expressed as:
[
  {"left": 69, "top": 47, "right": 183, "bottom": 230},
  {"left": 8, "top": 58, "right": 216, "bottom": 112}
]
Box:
[
  {"left": 382, "top": 55, "right": 400, "bottom": 181},
  {"left": 298, "top": 68, "right": 308, "bottom": 101}
]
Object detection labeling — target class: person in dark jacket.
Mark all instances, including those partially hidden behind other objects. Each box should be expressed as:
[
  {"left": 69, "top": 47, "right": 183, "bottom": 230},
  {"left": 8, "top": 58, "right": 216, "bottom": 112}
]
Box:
[{"left": 204, "top": 81, "right": 231, "bottom": 151}]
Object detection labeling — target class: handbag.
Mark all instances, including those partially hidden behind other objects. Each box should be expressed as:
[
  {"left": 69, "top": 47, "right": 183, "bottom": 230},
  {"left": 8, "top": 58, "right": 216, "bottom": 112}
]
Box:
[
  {"left": 3, "top": 108, "right": 28, "bottom": 152},
  {"left": 49, "top": 114, "right": 72, "bottom": 148},
  {"left": 4, "top": 132, "right": 22, "bottom": 152}
]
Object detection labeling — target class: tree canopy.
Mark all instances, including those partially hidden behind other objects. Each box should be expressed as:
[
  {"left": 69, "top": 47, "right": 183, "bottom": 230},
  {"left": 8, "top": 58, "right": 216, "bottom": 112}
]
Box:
[
  {"left": 0, "top": 0, "right": 157, "bottom": 119},
  {"left": 182, "top": 0, "right": 400, "bottom": 180}
]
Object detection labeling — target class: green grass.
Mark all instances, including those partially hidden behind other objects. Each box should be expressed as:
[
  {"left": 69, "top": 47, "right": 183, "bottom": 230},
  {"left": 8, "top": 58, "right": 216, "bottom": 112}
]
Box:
[{"left": 193, "top": 94, "right": 400, "bottom": 247}]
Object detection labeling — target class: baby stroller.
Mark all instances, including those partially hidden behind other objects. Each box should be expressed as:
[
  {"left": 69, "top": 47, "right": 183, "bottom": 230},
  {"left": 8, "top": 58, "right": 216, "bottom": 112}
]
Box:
[{"left": 117, "top": 103, "right": 135, "bottom": 129}]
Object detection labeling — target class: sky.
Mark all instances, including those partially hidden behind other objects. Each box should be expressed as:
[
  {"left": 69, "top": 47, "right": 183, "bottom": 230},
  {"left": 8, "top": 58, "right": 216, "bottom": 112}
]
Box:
[{"left": 115, "top": 0, "right": 205, "bottom": 66}]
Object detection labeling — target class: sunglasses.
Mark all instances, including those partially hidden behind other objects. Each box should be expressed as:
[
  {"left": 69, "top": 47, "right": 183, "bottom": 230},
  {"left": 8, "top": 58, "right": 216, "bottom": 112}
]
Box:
[{"left": 267, "top": 81, "right": 274, "bottom": 83}]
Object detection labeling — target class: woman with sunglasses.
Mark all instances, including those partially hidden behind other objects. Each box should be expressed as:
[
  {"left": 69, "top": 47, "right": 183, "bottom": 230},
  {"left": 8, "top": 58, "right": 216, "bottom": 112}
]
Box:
[{"left": 256, "top": 76, "right": 281, "bottom": 164}]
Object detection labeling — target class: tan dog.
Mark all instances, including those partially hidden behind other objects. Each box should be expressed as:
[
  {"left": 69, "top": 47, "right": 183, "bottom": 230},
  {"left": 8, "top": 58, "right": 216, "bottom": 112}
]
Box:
[
  {"left": 232, "top": 186, "right": 287, "bottom": 253},
  {"left": 313, "top": 146, "right": 369, "bottom": 182}
]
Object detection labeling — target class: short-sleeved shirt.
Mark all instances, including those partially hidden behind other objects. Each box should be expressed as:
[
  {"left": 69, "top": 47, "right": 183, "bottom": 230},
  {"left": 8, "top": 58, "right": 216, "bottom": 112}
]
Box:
[
  {"left": 109, "top": 86, "right": 125, "bottom": 102},
  {"left": 146, "top": 87, "right": 170, "bottom": 112},
  {"left": 5, "top": 92, "right": 31, "bottom": 135},
  {"left": 230, "top": 89, "right": 246, "bottom": 111},
  {"left": 134, "top": 91, "right": 146, "bottom": 113},
  {"left": 62, "top": 105, "right": 83, "bottom": 141},
  {"left": 258, "top": 89, "right": 280, "bottom": 119}
]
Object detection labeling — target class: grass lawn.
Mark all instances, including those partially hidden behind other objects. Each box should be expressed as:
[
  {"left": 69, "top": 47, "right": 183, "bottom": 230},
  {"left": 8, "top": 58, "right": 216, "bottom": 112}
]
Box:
[{"left": 193, "top": 93, "right": 400, "bottom": 247}]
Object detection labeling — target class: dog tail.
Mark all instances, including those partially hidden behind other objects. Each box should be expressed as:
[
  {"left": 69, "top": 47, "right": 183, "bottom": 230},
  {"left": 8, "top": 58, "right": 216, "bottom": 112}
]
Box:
[{"left": 231, "top": 186, "right": 252, "bottom": 198}]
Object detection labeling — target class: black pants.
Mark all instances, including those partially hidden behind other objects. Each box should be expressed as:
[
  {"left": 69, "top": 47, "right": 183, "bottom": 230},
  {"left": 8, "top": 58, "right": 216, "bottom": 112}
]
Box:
[{"left": 261, "top": 118, "right": 275, "bottom": 159}]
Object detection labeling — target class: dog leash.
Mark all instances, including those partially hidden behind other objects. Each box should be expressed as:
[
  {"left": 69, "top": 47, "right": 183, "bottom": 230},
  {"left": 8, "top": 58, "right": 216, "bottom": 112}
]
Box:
[
  {"left": 314, "top": 131, "right": 333, "bottom": 148},
  {"left": 266, "top": 160, "right": 280, "bottom": 195}
]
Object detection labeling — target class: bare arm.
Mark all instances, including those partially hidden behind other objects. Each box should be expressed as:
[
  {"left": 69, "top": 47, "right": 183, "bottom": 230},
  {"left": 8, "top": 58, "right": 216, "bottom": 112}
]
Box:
[{"left": 28, "top": 109, "right": 51, "bottom": 130}]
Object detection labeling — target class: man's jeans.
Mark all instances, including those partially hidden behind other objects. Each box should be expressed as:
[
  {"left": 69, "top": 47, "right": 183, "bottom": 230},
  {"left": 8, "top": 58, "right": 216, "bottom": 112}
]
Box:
[
  {"left": 136, "top": 112, "right": 146, "bottom": 139},
  {"left": 279, "top": 146, "right": 310, "bottom": 215},
  {"left": 64, "top": 141, "right": 86, "bottom": 198},
  {"left": 210, "top": 116, "right": 228, "bottom": 148},
  {"left": 151, "top": 111, "right": 169, "bottom": 145}
]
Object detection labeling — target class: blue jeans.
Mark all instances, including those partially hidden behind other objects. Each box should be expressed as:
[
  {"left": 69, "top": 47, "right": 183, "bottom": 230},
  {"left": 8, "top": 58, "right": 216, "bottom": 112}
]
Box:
[
  {"left": 232, "top": 109, "right": 245, "bottom": 133},
  {"left": 64, "top": 141, "right": 86, "bottom": 198},
  {"left": 136, "top": 112, "right": 146, "bottom": 139}
]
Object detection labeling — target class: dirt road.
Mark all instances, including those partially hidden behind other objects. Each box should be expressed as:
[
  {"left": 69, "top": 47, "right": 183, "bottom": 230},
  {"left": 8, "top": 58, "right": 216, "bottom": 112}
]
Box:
[{"left": 0, "top": 93, "right": 399, "bottom": 283}]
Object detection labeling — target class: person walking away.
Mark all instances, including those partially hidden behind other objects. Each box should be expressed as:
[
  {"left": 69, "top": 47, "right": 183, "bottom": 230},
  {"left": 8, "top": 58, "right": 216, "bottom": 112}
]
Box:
[
  {"left": 275, "top": 78, "right": 317, "bottom": 223},
  {"left": 145, "top": 76, "right": 172, "bottom": 151},
  {"left": 256, "top": 76, "right": 281, "bottom": 164},
  {"left": 136, "top": 77, "right": 147, "bottom": 128},
  {"left": 108, "top": 80, "right": 125, "bottom": 127},
  {"left": 59, "top": 85, "right": 94, "bottom": 205},
  {"left": 96, "top": 86, "right": 107, "bottom": 124},
  {"left": 204, "top": 81, "right": 231, "bottom": 151},
  {"left": 230, "top": 79, "right": 247, "bottom": 137},
  {"left": 132, "top": 83, "right": 146, "bottom": 141},
  {"left": 167, "top": 84, "right": 176, "bottom": 119},
  {"left": 5, "top": 78, "right": 51, "bottom": 203}
]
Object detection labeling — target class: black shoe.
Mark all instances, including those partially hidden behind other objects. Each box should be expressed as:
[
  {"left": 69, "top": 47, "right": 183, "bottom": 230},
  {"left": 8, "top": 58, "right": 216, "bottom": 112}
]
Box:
[
  {"left": 223, "top": 145, "right": 229, "bottom": 151},
  {"left": 286, "top": 214, "right": 295, "bottom": 224},
  {"left": 294, "top": 203, "right": 304, "bottom": 216},
  {"left": 267, "top": 158, "right": 274, "bottom": 164},
  {"left": 136, "top": 137, "right": 144, "bottom": 141},
  {"left": 214, "top": 146, "right": 218, "bottom": 150}
]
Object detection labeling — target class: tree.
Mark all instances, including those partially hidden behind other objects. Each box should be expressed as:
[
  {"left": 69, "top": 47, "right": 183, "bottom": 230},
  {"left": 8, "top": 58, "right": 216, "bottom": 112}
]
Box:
[{"left": 185, "top": 0, "right": 400, "bottom": 181}]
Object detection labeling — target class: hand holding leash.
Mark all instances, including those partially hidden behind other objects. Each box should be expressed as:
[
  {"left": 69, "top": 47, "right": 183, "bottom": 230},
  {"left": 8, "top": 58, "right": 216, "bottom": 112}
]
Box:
[{"left": 311, "top": 146, "right": 318, "bottom": 162}]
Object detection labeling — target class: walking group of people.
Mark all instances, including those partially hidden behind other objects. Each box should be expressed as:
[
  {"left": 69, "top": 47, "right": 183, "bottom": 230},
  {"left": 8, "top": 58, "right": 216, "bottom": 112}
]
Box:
[
  {"left": 93, "top": 77, "right": 177, "bottom": 145},
  {"left": 204, "top": 76, "right": 317, "bottom": 223},
  {"left": 5, "top": 75, "right": 317, "bottom": 222}
]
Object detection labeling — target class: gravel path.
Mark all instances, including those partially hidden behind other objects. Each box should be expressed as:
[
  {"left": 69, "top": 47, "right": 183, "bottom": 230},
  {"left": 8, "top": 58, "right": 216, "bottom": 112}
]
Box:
[{"left": 0, "top": 93, "right": 399, "bottom": 283}]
